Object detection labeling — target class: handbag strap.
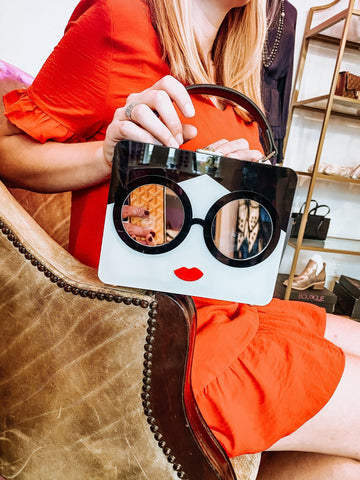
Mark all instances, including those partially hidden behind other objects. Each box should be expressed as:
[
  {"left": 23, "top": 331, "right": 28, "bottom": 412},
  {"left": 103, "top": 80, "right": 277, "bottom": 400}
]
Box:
[
  {"left": 299, "top": 199, "right": 318, "bottom": 215},
  {"left": 186, "top": 84, "right": 277, "bottom": 159},
  {"left": 309, "top": 204, "right": 331, "bottom": 217}
]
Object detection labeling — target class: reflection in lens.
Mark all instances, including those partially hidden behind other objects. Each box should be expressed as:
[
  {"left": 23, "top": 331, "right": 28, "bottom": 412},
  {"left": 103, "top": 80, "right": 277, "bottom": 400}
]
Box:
[
  {"left": 122, "top": 184, "right": 184, "bottom": 247},
  {"left": 212, "top": 199, "right": 273, "bottom": 260}
]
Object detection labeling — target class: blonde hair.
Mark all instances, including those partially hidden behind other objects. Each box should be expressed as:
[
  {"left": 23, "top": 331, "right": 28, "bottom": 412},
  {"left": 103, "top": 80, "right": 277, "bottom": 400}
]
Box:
[{"left": 144, "top": 0, "right": 266, "bottom": 121}]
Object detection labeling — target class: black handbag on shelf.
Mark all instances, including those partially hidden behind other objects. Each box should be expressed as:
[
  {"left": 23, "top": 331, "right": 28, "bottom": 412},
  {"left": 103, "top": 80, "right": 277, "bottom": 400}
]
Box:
[{"left": 290, "top": 199, "right": 331, "bottom": 240}]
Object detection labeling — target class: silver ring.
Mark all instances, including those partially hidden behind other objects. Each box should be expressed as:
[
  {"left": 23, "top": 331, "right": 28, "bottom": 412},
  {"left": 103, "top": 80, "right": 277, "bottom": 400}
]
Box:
[{"left": 125, "top": 102, "right": 139, "bottom": 121}]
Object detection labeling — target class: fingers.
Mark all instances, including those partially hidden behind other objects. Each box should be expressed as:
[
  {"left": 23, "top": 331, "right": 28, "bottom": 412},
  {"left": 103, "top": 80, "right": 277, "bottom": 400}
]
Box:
[
  {"left": 204, "top": 139, "right": 229, "bottom": 153},
  {"left": 124, "top": 76, "right": 195, "bottom": 147},
  {"left": 133, "top": 233, "right": 157, "bottom": 246},
  {"left": 122, "top": 205, "right": 157, "bottom": 245},
  {"left": 145, "top": 233, "right": 156, "bottom": 246},
  {"left": 142, "top": 75, "right": 195, "bottom": 119},
  {"left": 204, "top": 138, "right": 264, "bottom": 163},
  {"left": 126, "top": 101, "right": 183, "bottom": 147},
  {"left": 103, "top": 76, "right": 197, "bottom": 163},
  {"left": 124, "top": 223, "right": 156, "bottom": 245},
  {"left": 122, "top": 205, "right": 150, "bottom": 219},
  {"left": 103, "top": 116, "right": 153, "bottom": 164},
  {"left": 183, "top": 123, "right": 198, "bottom": 143},
  {"left": 227, "top": 148, "right": 263, "bottom": 162}
]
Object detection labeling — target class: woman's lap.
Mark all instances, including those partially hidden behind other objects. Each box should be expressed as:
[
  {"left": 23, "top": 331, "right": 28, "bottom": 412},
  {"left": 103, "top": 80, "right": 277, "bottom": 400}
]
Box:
[
  {"left": 267, "top": 351, "right": 360, "bottom": 460},
  {"left": 195, "top": 301, "right": 345, "bottom": 457},
  {"left": 257, "top": 451, "right": 360, "bottom": 480},
  {"left": 325, "top": 313, "right": 360, "bottom": 358}
]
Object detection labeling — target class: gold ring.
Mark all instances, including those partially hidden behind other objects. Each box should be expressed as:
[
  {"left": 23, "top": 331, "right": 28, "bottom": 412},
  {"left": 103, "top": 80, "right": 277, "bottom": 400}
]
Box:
[{"left": 125, "top": 102, "right": 139, "bottom": 121}]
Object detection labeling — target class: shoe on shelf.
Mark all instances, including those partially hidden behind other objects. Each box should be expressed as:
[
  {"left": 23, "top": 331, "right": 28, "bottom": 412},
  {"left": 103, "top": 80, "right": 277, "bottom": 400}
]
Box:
[
  {"left": 323, "top": 164, "right": 353, "bottom": 177},
  {"left": 322, "top": 162, "right": 360, "bottom": 178},
  {"left": 283, "top": 259, "right": 326, "bottom": 291},
  {"left": 308, "top": 162, "right": 360, "bottom": 179},
  {"left": 350, "top": 163, "right": 360, "bottom": 180},
  {"left": 307, "top": 162, "right": 330, "bottom": 174}
]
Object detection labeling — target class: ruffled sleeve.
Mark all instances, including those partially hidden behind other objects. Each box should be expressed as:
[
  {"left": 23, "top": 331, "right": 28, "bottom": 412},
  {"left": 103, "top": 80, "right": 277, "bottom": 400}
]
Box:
[
  {"left": 4, "top": 89, "right": 85, "bottom": 143},
  {"left": 3, "top": 0, "right": 113, "bottom": 144}
]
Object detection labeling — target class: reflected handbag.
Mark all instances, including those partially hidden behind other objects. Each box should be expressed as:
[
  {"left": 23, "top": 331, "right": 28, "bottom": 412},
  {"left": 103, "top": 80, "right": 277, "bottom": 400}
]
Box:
[
  {"left": 335, "top": 71, "right": 360, "bottom": 100},
  {"left": 291, "top": 199, "right": 330, "bottom": 240}
]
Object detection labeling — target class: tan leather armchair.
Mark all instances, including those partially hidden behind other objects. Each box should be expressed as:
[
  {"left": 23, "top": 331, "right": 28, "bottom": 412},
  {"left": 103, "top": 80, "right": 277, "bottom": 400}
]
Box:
[{"left": 0, "top": 62, "right": 261, "bottom": 480}]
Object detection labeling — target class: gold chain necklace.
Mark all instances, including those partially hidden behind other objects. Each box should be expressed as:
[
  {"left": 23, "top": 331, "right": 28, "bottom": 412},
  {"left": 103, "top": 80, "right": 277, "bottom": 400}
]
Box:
[{"left": 262, "top": 0, "right": 286, "bottom": 69}]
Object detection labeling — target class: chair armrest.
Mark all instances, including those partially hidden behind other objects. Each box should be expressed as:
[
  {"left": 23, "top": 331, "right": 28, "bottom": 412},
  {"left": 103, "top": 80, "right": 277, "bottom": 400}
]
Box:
[{"left": 0, "top": 179, "right": 244, "bottom": 480}]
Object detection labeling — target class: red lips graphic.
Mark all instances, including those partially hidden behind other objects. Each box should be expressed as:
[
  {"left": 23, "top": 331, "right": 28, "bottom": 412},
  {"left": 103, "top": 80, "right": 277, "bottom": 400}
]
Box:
[{"left": 174, "top": 267, "right": 203, "bottom": 282}]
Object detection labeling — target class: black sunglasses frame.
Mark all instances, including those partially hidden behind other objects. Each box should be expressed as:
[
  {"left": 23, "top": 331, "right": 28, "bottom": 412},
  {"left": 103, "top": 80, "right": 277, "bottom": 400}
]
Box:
[{"left": 113, "top": 174, "right": 281, "bottom": 268}]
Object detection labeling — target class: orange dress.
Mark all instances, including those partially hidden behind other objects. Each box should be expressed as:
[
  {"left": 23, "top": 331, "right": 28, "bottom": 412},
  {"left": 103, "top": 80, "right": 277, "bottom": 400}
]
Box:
[{"left": 4, "top": 0, "right": 345, "bottom": 457}]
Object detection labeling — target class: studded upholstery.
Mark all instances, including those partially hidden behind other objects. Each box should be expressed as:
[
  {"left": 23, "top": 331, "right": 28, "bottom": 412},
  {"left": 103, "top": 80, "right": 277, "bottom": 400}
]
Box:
[{"left": 0, "top": 179, "right": 235, "bottom": 480}]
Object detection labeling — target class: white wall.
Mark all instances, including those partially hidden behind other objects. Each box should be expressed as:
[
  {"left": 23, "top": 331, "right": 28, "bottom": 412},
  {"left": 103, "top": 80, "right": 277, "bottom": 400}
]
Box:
[
  {"left": 1, "top": 0, "right": 359, "bottom": 287},
  {"left": 0, "top": 0, "right": 78, "bottom": 77},
  {"left": 0, "top": 0, "right": 346, "bottom": 77}
]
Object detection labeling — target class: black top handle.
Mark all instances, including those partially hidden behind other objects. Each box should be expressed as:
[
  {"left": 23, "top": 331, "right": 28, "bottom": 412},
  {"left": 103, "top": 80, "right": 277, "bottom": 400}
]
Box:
[{"left": 186, "top": 84, "right": 277, "bottom": 159}]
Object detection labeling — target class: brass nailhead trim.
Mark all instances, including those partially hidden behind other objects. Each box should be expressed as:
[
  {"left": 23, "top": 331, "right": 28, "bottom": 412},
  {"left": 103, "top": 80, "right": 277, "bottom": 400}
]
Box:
[
  {"left": 141, "top": 308, "right": 189, "bottom": 479},
  {"left": 0, "top": 220, "right": 149, "bottom": 306}
]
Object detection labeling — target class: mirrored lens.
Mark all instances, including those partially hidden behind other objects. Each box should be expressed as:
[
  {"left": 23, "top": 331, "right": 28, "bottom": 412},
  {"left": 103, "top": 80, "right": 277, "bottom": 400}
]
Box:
[
  {"left": 121, "top": 184, "right": 184, "bottom": 247},
  {"left": 212, "top": 199, "right": 273, "bottom": 260}
]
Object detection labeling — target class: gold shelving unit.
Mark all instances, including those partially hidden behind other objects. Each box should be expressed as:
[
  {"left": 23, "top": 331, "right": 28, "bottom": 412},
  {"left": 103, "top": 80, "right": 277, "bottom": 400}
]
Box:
[
  {"left": 283, "top": 0, "right": 360, "bottom": 300},
  {"left": 297, "top": 170, "right": 360, "bottom": 184},
  {"left": 287, "top": 237, "right": 360, "bottom": 256},
  {"left": 294, "top": 95, "right": 360, "bottom": 119}
]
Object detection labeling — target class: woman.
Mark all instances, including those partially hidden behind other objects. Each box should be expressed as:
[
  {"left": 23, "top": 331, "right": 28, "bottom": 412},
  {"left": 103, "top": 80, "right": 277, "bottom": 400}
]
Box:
[{"left": 0, "top": 0, "right": 359, "bottom": 477}]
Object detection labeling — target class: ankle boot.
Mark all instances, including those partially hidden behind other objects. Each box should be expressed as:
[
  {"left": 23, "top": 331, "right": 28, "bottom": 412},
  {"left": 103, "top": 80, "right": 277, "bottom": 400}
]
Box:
[{"left": 283, "top": 259, "right": 326, "bottom": 291}]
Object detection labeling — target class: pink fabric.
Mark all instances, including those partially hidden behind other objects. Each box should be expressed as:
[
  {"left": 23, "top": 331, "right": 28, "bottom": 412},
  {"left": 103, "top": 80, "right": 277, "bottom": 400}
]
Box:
[{"left": 0, "top": 60, "right": 33, "bottom": 85}]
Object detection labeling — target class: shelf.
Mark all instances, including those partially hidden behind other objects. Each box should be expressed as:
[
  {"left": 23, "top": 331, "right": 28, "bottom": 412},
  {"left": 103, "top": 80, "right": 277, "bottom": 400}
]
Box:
[
  {"left": 312, "top": 33, "right": 360, "bottom": 49},
  {"left": 295, "top": 170, "right": 360, "bottom": 185},
  {"left": 306, "top": 8, "right": 360, "bottom": 40},
  {"left": 283, "top": 2, "right": 360, "bottom": 299},
  {"left": 288, "top": 236, "right": 360, "bottom": 255},
  {"left": 294, "top": 95, "right": 360, "bottom": 118},
  {"left": 315, "top": 172, "right": 360, "bottom": 183}
]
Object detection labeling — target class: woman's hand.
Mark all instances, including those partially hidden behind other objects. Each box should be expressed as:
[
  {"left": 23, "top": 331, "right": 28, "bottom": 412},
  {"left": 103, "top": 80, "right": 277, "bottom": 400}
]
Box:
[
  {"left": 122, "top": 205, "right": 156, "bottom": 246},
  {"left": 203, "top": 138, "right": 264, "bottom": 162},
  {"left": 103, "top": 75, "right": 198, "bottom": 164}
]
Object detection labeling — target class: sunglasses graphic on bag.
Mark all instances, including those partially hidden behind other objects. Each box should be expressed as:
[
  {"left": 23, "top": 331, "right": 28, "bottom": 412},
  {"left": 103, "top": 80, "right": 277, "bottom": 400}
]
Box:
[{"left": 98, "top": 85, "right": 297, "bottom": 304}]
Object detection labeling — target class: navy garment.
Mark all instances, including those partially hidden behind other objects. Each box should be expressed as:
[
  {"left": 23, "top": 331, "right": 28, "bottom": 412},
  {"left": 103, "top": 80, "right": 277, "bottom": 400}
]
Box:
[{"left": 262, "top": 0, "right": 297, "bottom": 164}]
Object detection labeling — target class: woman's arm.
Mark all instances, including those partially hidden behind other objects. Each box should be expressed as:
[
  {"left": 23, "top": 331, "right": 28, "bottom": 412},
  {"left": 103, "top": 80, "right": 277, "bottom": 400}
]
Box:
[
  {"left": 1, "top": 71, "right": 262, "bottom": 194},
  {"left": 0, "top": 75, "right": 195, "bottom": 193},
  {"left": 0, "top": 122, "right": 108, "bottom": 193},
  {"left": 0, "top": 113, "right": 108, "bottom": 193}
]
